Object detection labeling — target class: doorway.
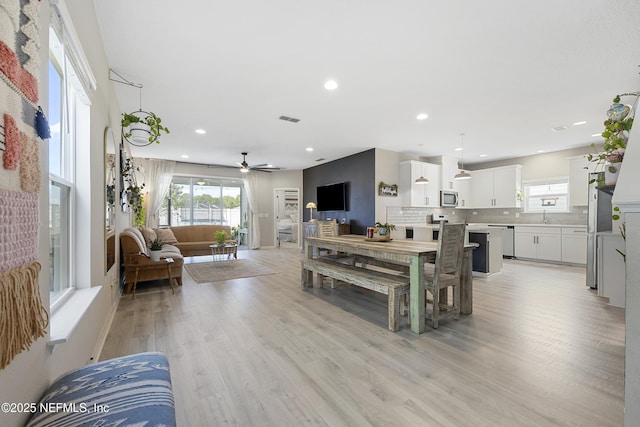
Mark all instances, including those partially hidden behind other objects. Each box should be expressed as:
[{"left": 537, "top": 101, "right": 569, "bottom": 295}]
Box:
[{"left": 274, "top": 188, "right": 300, "bottom": 249}]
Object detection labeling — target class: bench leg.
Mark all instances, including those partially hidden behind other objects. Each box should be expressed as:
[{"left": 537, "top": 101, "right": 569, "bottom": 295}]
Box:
[
  {"left": 388, "top": 288, "right": 400, "bottom": 332},
  {"left": 301, "top": 265, "right": 313, "bottom": 290}
]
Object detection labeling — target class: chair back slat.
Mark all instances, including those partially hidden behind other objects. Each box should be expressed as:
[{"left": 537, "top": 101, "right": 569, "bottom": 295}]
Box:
[
  {"left": 434, "top": 223, "right": 466, "bottom": 276},
  {"left": 317, "top": 220, "right": 338, "bottom": 237}
]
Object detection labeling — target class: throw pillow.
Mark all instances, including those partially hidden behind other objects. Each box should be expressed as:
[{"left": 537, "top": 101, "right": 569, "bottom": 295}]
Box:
[
  {"left": 140, "top": 227, "right": 157, "bottom": 245},
  {"left": 154, "top": 228, "right": 178, "bottom": 244}
]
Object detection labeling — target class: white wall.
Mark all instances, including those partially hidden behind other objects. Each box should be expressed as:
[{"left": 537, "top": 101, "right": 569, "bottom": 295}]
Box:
[
  {"left": 466, "top": 146, "right": 593, "bottom": 180},
  {"left": 0, "top": 2, "right": 118, "bottom": 425},
  {"left": 374, "top": 148, "right": 403, "bottom": 223}
]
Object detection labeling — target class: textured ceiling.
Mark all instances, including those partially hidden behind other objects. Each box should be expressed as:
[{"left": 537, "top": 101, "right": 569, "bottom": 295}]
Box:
[{"left": 93, "top": 0, "right": 640, "bottom": 171}]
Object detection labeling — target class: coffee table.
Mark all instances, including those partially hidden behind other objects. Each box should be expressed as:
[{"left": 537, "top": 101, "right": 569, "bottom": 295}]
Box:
[{"left": 210, "top": 243, "right": 238, "bottom": 261}]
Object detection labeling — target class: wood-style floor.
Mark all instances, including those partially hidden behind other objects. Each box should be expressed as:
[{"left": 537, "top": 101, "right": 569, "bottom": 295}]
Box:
[{"left": 100, "top": 247, "right": 625, "bottom": 427}]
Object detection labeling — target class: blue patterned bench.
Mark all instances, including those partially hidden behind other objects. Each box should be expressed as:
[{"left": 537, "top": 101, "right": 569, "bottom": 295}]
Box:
[{"left": 25, "top": 352, "right": 176, "bottom": 427}]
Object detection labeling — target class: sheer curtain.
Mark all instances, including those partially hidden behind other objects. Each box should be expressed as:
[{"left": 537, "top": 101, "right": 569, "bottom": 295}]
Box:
[
  {"left": 243, "top": 171, "right": 261, "bottom": 249},
  {"left": 145, "top": 159, "right": 176, "bottom": 228}
]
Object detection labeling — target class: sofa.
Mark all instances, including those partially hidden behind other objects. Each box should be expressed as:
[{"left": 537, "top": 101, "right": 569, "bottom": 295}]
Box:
[
  {"left": 26, "top": 352, "right": 176, "bottom": 427},
  {"left": 167, "top": 224, "right": 237, "bottom": 258},
  {"left": 120, "top": 227, "right": 184, "bottom": 293}
]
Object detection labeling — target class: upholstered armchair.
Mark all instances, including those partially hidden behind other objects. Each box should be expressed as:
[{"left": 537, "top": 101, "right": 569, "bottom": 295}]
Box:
[{"left": 120, "top": 227, "right": 184, "bottom": 293}]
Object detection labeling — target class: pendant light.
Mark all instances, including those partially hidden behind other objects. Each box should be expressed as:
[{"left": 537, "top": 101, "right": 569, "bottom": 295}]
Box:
[
  {"left": 415, "top": 144, "right": 429, "bottom": 184},
  {"left": 455, "top": 133, "right": 472, "bottom": 180}
]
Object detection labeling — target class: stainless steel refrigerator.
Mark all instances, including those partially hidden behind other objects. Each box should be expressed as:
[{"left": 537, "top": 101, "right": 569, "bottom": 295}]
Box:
[{"left": 586, "top": 172, "right": 612, "bottom": 288}]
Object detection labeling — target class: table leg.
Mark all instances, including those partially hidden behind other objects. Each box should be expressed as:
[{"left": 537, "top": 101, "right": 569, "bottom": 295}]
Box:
[
  {"left": 409, "top": 255, "right": 425, "bottom": 334},
  {"left": 460, "top": 248, "right": 473, "bottom": 315},
  {"left": 131, "top": 266, "right": 139, "bottom": 300},
  {"left": 166, "top": 262, "right": 175, "bottom": 294}
]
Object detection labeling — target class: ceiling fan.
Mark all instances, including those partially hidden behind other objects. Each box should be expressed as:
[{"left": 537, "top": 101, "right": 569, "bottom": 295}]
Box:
[{"left": 208, "top": 152, "right": 281, "bottom": 173}]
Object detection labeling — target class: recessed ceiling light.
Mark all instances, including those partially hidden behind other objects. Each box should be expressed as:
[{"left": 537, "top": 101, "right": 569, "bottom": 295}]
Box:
[
  {"left": 181, "top": 154, "right": 189, "bottom": 159},
  {"left": 455, "top": 147, "right": 463, "bottom": 152},
  {"left": 416, "top": 113, "right": 428, "bottom": 120},
  {"left": 306, "top": 147, "right": 314, "bottom": 152},
  {"left": 573, "top": 121, "right": 587, "bottom": 126},
  {"left": 479, "top": 154, "right": 488, "bottom": 158},
  {"left": 537, "top": 149, "right": 546, "bottom": 153},
  {"left": 195, "top": 129, "right": 206, "bottom": 134},
  {"left": 591, "top": 133, "right": 601, "bottom": 137},
  {"left": 552, "top": 125, "right": 568, "bottom": 132},
  {"left": 324, "top": 80, "right": 338, "bottom": 90}
]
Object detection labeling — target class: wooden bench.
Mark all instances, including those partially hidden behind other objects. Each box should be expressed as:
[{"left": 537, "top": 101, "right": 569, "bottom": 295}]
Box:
[{"left": 301, "top": 258, "right": 410, "bottom": 331}]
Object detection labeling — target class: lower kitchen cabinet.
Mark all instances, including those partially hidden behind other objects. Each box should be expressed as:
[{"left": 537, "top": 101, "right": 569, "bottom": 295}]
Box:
[
  {"left": 561, "top": 227, "right": 587, "bottom": 264},
  {"left": 515, "top": 226, "right": 562, "bottom": 262}
]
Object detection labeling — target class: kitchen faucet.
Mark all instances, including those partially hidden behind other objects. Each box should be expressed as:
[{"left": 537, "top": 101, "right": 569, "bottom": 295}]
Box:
[{"left": 542, "top": 209, "right": 549, "bottom": 224}]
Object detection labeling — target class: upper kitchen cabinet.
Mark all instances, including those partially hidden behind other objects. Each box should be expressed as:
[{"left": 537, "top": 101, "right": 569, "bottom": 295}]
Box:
[
  {"left": 400, "top": 160, "right": 441, "bottom": 207},
  {"left": 470, "top": 165, "right": 522, "bottom": 208},
  {"left": 440, "top": 156, "right": 459, "bottom": 192}
]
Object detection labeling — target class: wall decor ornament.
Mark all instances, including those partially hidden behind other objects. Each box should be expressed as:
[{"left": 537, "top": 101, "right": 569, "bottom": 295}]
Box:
[
  {"left": 378, "top": 181, "right": 398, "bottom": 197},
  {"left": 0, "top": 0, "right": 46, "bottom": 370}
]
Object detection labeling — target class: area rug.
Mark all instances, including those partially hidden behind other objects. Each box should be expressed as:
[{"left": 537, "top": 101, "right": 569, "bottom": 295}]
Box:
[{"left": 184, "top": 259, "right": 278, "bottom": 284}]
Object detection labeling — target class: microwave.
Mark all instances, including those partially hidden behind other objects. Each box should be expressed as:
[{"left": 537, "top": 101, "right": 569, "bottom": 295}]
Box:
[{"left": 440, "top": 191, "right": 459, "bottom": 207}]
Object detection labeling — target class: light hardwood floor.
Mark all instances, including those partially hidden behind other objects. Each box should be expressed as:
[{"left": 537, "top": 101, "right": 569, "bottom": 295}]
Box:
[{"left": 100, "top": 247, "right": 625, "bottom": 426}]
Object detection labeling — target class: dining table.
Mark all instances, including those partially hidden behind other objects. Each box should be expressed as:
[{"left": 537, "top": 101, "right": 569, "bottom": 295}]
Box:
[{"left": 304, "top": 234, "right": 475, "bottom": 334}]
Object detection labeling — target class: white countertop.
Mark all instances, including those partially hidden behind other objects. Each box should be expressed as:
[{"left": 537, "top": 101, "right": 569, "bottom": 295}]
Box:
[{"left": 468, "top": 223, "right": 586, "bottom": 228}]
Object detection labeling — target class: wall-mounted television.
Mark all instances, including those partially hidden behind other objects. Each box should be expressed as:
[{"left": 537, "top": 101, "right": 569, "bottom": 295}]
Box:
[{"left": 317, "top": 182, "right": 347, "bottom": 211}]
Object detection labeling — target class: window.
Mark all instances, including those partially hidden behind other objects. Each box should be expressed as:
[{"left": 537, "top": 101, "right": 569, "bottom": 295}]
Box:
[
  {"left": 48, "top": 6, "right": 94, "bottom": 307},
  {"left": 161, "top": 177, "right": 245, "bottom": 229},
  {"left": 523, "top": 178, "right": 570, "bottom": 213}
]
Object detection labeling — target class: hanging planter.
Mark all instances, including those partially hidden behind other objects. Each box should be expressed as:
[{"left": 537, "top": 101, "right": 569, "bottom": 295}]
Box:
[
  {"left": 587, "top": 93, "right": 638, "bottom": 185},
  {"left": 121, "top": 110, "right": 170, "bottom": 146}
]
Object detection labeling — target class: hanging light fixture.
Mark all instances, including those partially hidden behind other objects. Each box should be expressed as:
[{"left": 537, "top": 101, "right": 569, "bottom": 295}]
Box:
[
  {"left": 415, "top": 144, "right": 429, "bottom": 184},
  {"left": 455, "top": 133, "right": 472, "bottom": 180}
]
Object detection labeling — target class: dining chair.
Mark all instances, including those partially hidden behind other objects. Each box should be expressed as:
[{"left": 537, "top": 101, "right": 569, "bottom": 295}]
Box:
[
  {"left": 424, "top": 222, "right": 466, "bottom": 328},
  {"left": 412, "top": 226, "right": 433, "bottom": 241}
]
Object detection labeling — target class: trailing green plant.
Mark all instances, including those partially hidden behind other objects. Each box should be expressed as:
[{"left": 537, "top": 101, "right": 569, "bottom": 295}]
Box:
[
  {"left": 149, "top": 237, "right": 164, "bottom": 251},
  {"left": 612, "top": 206, "right": 626, "bottom": 263},
  {"left": 121, "top": 156, "right": 146, "bottom": 226},
  {"left": 374, "top": 221, "right": 396, "bottom": 231},
  {"left": 586, "top": 95, "right": 635, "bottom": 185},
  {"left": 231, "top": 226, "right": 239, "bottom": 240},
  {"left": 215, "top": 230, "right": 228, "bottom": 245},
  {"left": 121, "top": 111, "right": 170, "bottom": 144}
]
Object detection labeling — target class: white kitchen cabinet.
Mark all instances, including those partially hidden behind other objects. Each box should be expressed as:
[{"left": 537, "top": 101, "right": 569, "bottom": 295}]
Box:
[
  {"left": 568, "top": 155, "right": 590, "bottom": 206},
  {"left": 514, "top": 226, "right": 562, "bottom": 262},
  {"left": 400, "top": 160, "right": 441, "bottom": 207},
  {"left": 561, "top": 227, "right": 587, "bottom": 264},
  {"left": 470, "top": 165, "right": 522, "bottom": 209},
  {"left": 457, "top": 174, "right": 471, "bottom": 208},
  {"left": 440, "top": 155, "right": 459, "bottom": 192}
]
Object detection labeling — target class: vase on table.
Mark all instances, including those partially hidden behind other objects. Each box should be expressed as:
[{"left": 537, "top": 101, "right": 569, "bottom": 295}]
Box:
[
  {"left": 149, "top": 249, "right": 161, "bottom": 262},
  {"left": 604, "top": 162, "right": 621, "bottom": 185}
]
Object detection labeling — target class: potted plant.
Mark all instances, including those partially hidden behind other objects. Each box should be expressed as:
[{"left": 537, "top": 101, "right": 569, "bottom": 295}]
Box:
[
  {"left": 215, "top": 230, "right": 228, "bottom": 245},
  {"left": 374, "top": 221, "right": 396, "bottom": 237},
  {"left": 586, "top": 95, "right": 635, "bottom": 185},
  {"left": 149, "top": 238, "right": 164, "bottom": 261},
  {"left": 122, "top": 111, "right": 170, "bottom": 145}
]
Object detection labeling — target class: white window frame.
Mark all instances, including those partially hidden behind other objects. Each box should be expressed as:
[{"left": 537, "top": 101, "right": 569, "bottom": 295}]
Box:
[
  {"left": 48, "top": 2, "right": 94, "bottom": 310},
  {"left": 523, "top": 177, "right": 571, "bottom": 214}
]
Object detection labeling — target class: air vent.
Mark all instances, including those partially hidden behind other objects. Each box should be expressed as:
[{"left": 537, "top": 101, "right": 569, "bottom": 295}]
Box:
[
  {"left": 279, "top": 115, "right": 300, "bottom": 123},
  {"left": 315, "top": 158, "right": 325, "bottom": 162},
  {"left": 552, "top": 125, "right": 568, "bottom": 132}
]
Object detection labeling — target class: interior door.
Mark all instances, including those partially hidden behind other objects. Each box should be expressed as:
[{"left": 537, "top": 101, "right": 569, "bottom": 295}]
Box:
[{"left": 274, "top": 188, "right": 300, "bottom": 248}]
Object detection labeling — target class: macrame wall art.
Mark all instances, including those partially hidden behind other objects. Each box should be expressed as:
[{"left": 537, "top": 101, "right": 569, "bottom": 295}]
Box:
[{"left": 0, "top": 0, "right": 49, "bottom": 370}]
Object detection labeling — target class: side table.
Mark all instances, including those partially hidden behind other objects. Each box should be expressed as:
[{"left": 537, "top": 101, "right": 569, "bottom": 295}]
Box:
[{"left": 210, "top": 243, "right": 238, "bottom": 261}]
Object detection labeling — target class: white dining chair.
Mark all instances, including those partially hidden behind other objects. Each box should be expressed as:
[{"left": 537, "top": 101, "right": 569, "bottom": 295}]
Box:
[
  {"left": 412, "top": 226, "right": 433, "bottom": 241},
  {"left": 390, "top": 225, "right": 406, "bottom": 240}
]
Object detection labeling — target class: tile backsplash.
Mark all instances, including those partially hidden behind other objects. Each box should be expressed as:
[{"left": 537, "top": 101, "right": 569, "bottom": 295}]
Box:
[{"left": 386, "top": 206, "right": 587, "bottom": 226}]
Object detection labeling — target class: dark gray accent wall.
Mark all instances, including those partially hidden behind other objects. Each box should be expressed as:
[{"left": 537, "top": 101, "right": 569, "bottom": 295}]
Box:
[{"left": 303, "top": 149, "right": 375, "bottom": 235}]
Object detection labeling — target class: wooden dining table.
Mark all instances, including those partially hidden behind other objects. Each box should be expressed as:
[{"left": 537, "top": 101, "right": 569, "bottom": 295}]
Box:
[{"left": 304, "top": 234, "right": 475, "bottom": 334}]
